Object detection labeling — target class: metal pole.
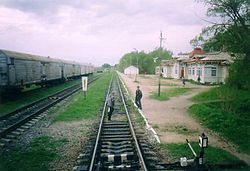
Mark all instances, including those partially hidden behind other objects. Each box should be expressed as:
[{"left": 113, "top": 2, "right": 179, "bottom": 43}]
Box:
[
  {"left": 158, "top": 69, "right": 161, "bottom": 96},
  {"left": 134, "top": 48, "right": 138, "bottom": 82},
  {"left": 158, "top": 31, "right": 163, "bottom": 96},
  {"left": 186, "top": 139, "right": 197, "bottom": 157}
]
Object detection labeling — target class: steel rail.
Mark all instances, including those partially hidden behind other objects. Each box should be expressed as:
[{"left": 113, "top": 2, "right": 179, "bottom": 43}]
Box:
[
  {"left": 89, "top": 74, "right": 113, "bottom": 171},
  {"left": 117, "top": 74, "right": 148, "bottom": 171},
  {"left": 0, "top": 75, "right": 100, "bottom": 120},
  {"left": 0, "top": 75, "right": 101, "bottom": 139}
]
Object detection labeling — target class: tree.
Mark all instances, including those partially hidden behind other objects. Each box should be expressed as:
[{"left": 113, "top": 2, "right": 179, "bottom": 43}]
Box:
[
  {"left": 192, "top": 0, "right": 250, "bottom": 89},
  {"left": 102, "top": 63, "right": 111, "bottom": 69},
  {"left": 117, "top": 48, "right": 172, "bottom": 74}
]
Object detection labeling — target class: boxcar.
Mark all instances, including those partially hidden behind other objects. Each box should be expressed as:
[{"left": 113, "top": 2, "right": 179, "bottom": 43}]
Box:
[
  {"left": 0, "top": 49, "right": 63, "bottom": 89},
  {"left": 0, "top": 49, "right": 94, "bottom": 92}
]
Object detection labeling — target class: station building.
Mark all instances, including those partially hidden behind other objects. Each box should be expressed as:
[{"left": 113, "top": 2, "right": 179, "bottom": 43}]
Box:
[{"left": 160, "top": 48, "right": 233, "bottom": 84}]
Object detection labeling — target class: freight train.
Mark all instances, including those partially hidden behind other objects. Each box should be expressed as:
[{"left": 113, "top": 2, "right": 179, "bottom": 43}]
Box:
[{"left": 0, "top": 49, "right": 94, "bottom": 92}]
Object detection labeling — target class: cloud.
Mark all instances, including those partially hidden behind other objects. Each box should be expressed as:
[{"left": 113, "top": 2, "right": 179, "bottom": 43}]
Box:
[{"left": 0, "top": 0, "right": 209, "bottom": 66}]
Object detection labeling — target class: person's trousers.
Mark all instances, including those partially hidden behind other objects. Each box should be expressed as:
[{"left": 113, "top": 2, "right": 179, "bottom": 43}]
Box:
[
  {"left": 135, "top": 99, "right": 142, "bottom": 109},
  {"left": 108, "top": 107, "right": 114, "bottom": 120}
]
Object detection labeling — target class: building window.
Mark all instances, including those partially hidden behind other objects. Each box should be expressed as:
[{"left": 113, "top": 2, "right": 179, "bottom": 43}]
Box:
[
  {"left": 197, "top": 68, "right": 202, "bottom": 76},
  {"left": 211, "top": 67, "right": 216, "bottom": 76},
  {"left": 192, "top": 68, "right": 195, "bottom": 75},
  {"left": 188, "top": 67, "right": 191, "bottom": 75},
  {"left": 175, "top": 65, "right": 177, "bottom": 74}
]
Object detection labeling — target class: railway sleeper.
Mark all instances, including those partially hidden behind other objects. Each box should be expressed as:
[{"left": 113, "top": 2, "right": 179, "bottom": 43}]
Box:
[
  {"left": 1, "top": 138, "right": 11, "bottom": 144},
  {"left": 101, "top": 144, "right": 133, "bottom": 149},
  {"left": 102, "top": 162, "right": 140, "bottom": 171},
  {"left": 0, "top": 142, "right": 5, "bottom": 148},
  {"left": 102, "top": 124, "right": 129, "bottom": 129},
  {"left": 101, "top": 137, "right": 132, "bottom": 142},
  {"left": 12, "top": 131, "right": 22, "bottom": 136},
  {"left": 101, "top": 148, "right": 134, "bottom": 154},
  {"left": 100, "top": 152, "right": 137, "bottom": 163},
  {"left": 101, "top": 141, "right": 131, "bottom": 146},
  {"left": 101, "top": 134, "right": 132, "bottom": 139},
  {"left": 102, "top": 128, "right": 130, "bottom": 132},
  {"left": 6, "top": 134, "right": 16, "bottom": 139},
  {"left": 102, "top": 131, "right": 130, "bottom": 136},
  {"left": 76, "top": 158, "right": 91, "bottom": 165}
]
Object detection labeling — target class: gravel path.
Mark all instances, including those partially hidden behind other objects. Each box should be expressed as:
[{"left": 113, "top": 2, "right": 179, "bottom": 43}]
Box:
[{"left": 119, "top": 72, "right": 250, "bottom": 165}]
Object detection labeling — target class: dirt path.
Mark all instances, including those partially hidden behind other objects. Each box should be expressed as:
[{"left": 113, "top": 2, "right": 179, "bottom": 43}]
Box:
[{"left": 119, "top": 73, "right": 250, "bottom": 165}]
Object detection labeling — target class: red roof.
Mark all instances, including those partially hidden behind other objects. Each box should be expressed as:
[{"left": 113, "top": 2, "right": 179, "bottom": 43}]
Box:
[{"left": 189, "top": 48, "right": 205, "bottom": 58}]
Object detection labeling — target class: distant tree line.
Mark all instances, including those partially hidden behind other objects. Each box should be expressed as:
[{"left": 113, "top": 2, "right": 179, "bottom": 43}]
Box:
[
  {"left": 117, "top": 48, "right": 172, "bottom": 74},
  {"left": 190, "top": 0, "right": 250, "bottom": 89}
]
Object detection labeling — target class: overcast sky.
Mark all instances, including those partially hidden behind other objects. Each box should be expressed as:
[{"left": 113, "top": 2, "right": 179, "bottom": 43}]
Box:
[{"left": 0, "top": 0, "right": 209, "bottom": 66}]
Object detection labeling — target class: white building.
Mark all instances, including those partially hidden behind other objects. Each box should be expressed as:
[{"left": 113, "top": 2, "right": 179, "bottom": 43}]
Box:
[
  {"left": 161, "top": 48, "right": 232, "bottom": 84},
  {"left": 124, "top": 65, "right": 139, "bottom": 75},
  {"left": 186, "top": 52, "right": 232, "bottom": 84}
]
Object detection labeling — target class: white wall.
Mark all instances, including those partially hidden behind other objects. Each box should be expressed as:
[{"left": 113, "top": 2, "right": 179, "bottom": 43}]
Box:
[{"left": 124, "top": 66, "right": 139, "bottom": 75}]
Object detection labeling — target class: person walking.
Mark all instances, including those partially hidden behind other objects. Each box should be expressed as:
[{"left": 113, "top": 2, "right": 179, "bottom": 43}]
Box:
[
  {"left": 135, "top": 86, "right": 143, "bottom": 109},
  {"left": 182, "top": 76, "right": 185, "bottom": 86},
  {"left": 107, "top": 91, "right": 115, "bottom": 120}
]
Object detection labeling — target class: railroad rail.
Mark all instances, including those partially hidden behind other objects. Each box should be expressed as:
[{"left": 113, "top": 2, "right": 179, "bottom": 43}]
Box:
[
  {"left": 73, "top": 74, "right": 168, "bottom": 171},
  {"left": 0, "top": 75, "right": 101, "bottom": 146},
  {"left": 73, "top": 73, "right": 209, "bottom": 171}
]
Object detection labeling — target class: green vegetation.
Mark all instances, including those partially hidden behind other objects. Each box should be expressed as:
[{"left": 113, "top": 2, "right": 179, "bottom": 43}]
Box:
[
  {"left": 188, "top": 0, "right": 250, "bottom": 157},
  {"left": 117, "top": 48, "right": 172, "bottom": 74},
  {"left": 191, "top": 87, "right": 222, "bottom": 102},
  {"left": 159, "top": 143, "right": 242, "bottom": 165},
  {"left": 0, "top": 136, "right": 67, "bottom": 171},
  {"left": 134, "top": 116, "right": 144, "bottom": 123},
  {"left": 53, "top": 73, "right": 111, "bottom": 122},
  {"left": 190, "top": 0, "right": 250, "bottom": 90},
  {"left": 150, "top": 88, "right": 191, "bottom": 101},
  {"left": 188, "top": 86, "right": 250, "bottom": 154},
  {"left": 0, "top": 79, "right": 81, "bottom": 117},
  {"left": 160, "top": 82, "right": 177, "bottom": 86},
  {"left": 152, "top": 124, "right": 159, "bottom": 129}
]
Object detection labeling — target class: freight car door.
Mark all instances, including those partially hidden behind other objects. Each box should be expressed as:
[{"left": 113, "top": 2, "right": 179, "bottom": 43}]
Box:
[
  {"left": 0, "top": 53, "right": 7, "bottom": 86},
  {"left": 8, "top": 64, "right": 16, "bottom": 85}
]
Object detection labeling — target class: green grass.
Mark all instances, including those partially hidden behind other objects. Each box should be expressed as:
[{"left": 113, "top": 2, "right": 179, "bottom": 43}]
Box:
[
  {"left": 188, "top": 103, "right": 250, "bottom": 154},
  {"left": 189, "top": 86, "right": 250, "bottom": 154},
  {"left": 53, "top": 73, "right": 111, "bottom": 122},
  {"left": 191, "top": 87, "right": 222, "bottom": 102},
  {"left": 160, "top": 82, "right": 178, "bottom": 86},
  {"left": 0, "top": 79, "right": 82, "bottom": 117},
  {"left": 0, "top": 136, "right": 67, "bottom": 171},
  {"left": 159, "top": 143, "right": 241, "bottom": 165},
  {"left": 150, "top": 88, "right": 191, "bottom": 101}
]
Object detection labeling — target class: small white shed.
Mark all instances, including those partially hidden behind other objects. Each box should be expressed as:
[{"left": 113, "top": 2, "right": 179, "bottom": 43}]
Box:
[{"left": 124, "top": 66, "right": 139, "bottom": 75}]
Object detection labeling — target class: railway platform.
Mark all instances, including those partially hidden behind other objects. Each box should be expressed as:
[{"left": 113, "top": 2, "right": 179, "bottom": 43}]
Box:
[{"left": 118, "top": 72, "right": 250, "bottom": 166}]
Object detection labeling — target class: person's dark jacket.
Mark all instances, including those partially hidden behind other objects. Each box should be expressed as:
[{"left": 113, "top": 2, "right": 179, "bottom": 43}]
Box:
[{"left": 136, "top": 89, "right": 142, "bottom": 100}]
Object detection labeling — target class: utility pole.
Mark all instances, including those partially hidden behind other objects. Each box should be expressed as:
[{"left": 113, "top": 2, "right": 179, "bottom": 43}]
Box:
[
  {"left": 158, "top": 31, "right": 166, "bottom": 96},
  {"left": 134, "top": 48, "right": 138, "bottom": 82}
]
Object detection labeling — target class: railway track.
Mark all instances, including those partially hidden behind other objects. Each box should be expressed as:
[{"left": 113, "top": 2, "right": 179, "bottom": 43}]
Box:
[
  {"left": 73, "top": 74, "right": 209, "bottom": 171},
  {"left": 0, "top": 75, "right": 101, "bottom": 147},
  {"left": 73, "top": 74, "right": 171, "bottom": 171}
]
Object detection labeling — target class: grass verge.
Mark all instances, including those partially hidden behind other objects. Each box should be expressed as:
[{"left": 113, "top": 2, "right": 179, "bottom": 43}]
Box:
[
  {"left": 0, "top": 136, "right": 67, "bottom": 171},
  {"left": 159, "top": 143, "right": 245, "bottom": 166},
  {"left": 150, "top": 88, "right": 191, "bottom": 101},
  {"left": 52, "top": 73, "right": 111, "bottom": 122},
  {"left": 188, "top": 86, "right": 250, "bottom": 154},
  {"left": 0, "top": 79, "right": 82, "bottom": 117}
]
